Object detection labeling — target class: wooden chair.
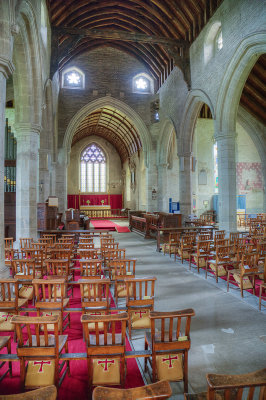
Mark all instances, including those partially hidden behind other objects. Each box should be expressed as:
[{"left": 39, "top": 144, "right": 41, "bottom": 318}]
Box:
[
  {"left": 33, "top": 279, "right": 70, "bottom": 334},
  {"left": 92, "top": 380, "right": 172, "bottom": 399},
  {"left": 0, "top": 385, "right": 57, "bottom": 399},
  {"left": 175, "top": 236, "right": 194, "bottom": 264},
  {"left": 184, "top": 368, "right": 266, "bottom": 400},
  {"left": 38, "top": 237, "right": 53, "bottom": 246},
  {"left": 79, "top": 278, "right": 111, "bottom": 316},
  {"left": 11, "top": 315, "right": 69, "bottom": 389},
  {"left": 80, "top": 260, "right": 103, "bottom": 277},
  {"left": 189, "top": 241, "right": 211, "bottom": 273},
  {"left": 4, "top": 238, "right": 13, "bottom": 249},
  {"left": 20, "top": 249, "right": 45, "bottom": 277},
  {"left": 162, "top": 233, "right": 180, "bottom": 257},
  {"left": 198, "top": 233, "right": 212, "bottom": 242},
  {"left": 79, "top": 237, "right": 94, "bottom": 245},
  {"left": 110, "top": 259, "right": 136, "bottom": 304},
  {"left": 0, "top": 336, "right": 12, "bottom": 383},
  {"left": 103, "top": 249, "right": 126, "bottom": 272},
  {"left": 45, "top": 259, "right": 73, "bottom": 296},
  {"left": 20, "top": 238, "right": 33, "bottom": 249},
  {"left": 78, "top": 243, "right": 95, "bottom": 250},
  {"left": 145, "top": 309, "right": 195, "bottom": 392},
  {"left": 206, "top": 245, "right": 233, "bottom": 282},
  {"left": 227, "top": 252, "right": 260, "bottom": 297},
  {"left": 81, "top": 312, "right": 128, "bottom": 398},
  {"left": 213, "top": 230, "right": 226, "bottom": 247},
  {"left": 124, "top": 276, "right": 156, "bottom": 339},
  {"left": 78, "top": 249, "right": 99, "bottom": 260},
  {"left": 11, "top": 259, "right": 37, "bottom": 301},
  {"left": 43, "top": 234, "right": 57, "bottom": 244},
  {"left": 100, "top": 238, "right": 115, "bottom": 247},
  {"left": 4, "top": 248, "right": 14, "bottom": 268},
  {"left": 101, "top": 243, "right": 120, "bottom": 258},
  {"left": 0, "top": 279, "right": 28, "bottom": 334}
]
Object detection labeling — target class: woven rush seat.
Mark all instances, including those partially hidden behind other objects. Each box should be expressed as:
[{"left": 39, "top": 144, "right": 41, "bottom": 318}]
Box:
[
  {"left": 0, "top": 313, "right": 15, "bottom": 331},
  {"left": 208, "top": 260, "right": 227, "bottom": 276},
  {"left": 19, "top": 285, "right": 34, "bottom": 300}
]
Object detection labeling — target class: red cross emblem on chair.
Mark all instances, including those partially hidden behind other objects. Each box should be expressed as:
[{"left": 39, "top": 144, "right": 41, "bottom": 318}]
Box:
[
  {"left": 134, "top": 310, "right": 146, "bottom": 318},
  {"left": 0, "top": 314, "right": 10, "bottom": 322},
  {"left": 33, "top": 361, "right": 51, "bottom": 372},
  {"left": 97, "top": 359, "right": 114, "bottom": 371},
  {"left": 162, "top": 355, "right": 178, "bottom": 368}
]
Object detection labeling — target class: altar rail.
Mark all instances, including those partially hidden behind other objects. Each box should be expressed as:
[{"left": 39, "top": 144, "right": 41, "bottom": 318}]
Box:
[
  {"left": 80, "top": 208, "right": 126, "bottom": 219},
  {"left": 129, "top": 211, "right": 182, "bottom": 238}
]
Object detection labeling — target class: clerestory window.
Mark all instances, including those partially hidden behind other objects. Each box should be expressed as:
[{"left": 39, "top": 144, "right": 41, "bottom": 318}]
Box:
[{"left": 80, "top": 144, "right": 106, "bottom": 192}]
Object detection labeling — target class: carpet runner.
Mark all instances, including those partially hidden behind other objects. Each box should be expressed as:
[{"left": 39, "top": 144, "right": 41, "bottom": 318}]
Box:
[{"left": 91, "top": 220, "right": 130, "bottom": 233}]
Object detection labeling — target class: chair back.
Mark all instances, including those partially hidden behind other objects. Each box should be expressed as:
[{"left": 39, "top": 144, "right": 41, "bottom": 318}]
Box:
[
  {"left": 78, "top": 249, "right": 99, "bottom": 259},
  {"left": 4, "top": 238, "right": 13, "bottom": 249},
  {"left": 180, "top": 236, "right": 193, "bottom": 249},
  {"left": 0, "top": 279, "right": 19, "bottom": 311},
  {"left": 43, "top": 234, "right": 57, "bottom": 244},
  {"left": 12, "top": 259, "right": 36, "bottom": 279},
  {"left": 198, "top": 233, "right": 212, "bottom": 241},
  {"left": 78, "top": 243, "right": 95, "bottom": 250},
  {"left": 110, "top": 259, "right": 136, "bottom": 279},
  {"left": 214, "top": 230, "right": 225, "bottom": 246},
  {"left": 81, "top": 312, "right": 128, "bottom": 355},
  {"left": 124, "top": 277, "right": 156, "bottom": 309},
  {"left": 45, "top": 259, "right": 70, "bottom": 277},
  {"left": 20, "top": 238, "right": 33, "bottom": 249},
  {"left": 38, "top": 237, "right": 53, "bottom": 245},
  {"left": 80, "top": 260, "right": 102, "bottom": 277},
  {"left": 33, "top": 279, "right": 66, "bottom": 307},
  {"left": 240, "top": 252, "right": 259, "bottom": 275},
  {"left": 197, "top": 241, "right": 211, "bottom": 255},
  {"left": 11, "top": 315, "right": 60, "bottom": 358},
  {"left": 103, "top": 249, "right": 126, "bottom": 262},
  {"left": 206, "top": 368, "right": 266, "bottom": 400},
  {"left": 216, "top": 245, "right": 231, "bottom": 262},
  {"left": 101, "top": 243, "right": 119, "bottom": 251},
  {"left": 100, "top": 238, "right": 115, "bottom": 247},
  {"left": 149, "top": 309, "right": 195, "bottom": 352},
  {"left": 79, "top": 278, "right": 111, "bottom": 311},
  {"left": 229, "top": 232, "right": 241, "bottom": 244},
  {"left": 49, "top": 249, "right": 72, "bottom": 261},
  {"left": 58, "top": 237, "right": 75, "bottom": 245}
]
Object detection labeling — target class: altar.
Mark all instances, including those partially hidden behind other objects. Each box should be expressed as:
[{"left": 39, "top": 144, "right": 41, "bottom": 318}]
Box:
[{"left": 80, "top": 204, "right": 111, "bottom": 218}]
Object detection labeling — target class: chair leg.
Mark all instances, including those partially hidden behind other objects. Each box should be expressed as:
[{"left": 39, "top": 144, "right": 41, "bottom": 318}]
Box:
[
  {"left": 183, "top": 351, "right": 188, "bottom": 393},
  {"left": 259, "top": 285, "right": 262, "bottom": 311},
  {"left": 144, "top": 339, "right": 148, "bottom": 372},
  {"left": 88, "top": 358, "right": 93, "bottom": 400},
  {"left": 240, "top": 278, "right": 243, "bottom": 297},
  {"left": 152, "top": 353, "right": 156, "bottom": 383},
  {"left": 8, "top": 338, "right": 12, "bottom": 377}
]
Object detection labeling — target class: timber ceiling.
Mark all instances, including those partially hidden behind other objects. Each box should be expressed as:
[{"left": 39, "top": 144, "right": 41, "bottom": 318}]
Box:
[
  {"left": 71, "top": 107, "right": 142, "bottom": 162},
  {"left": 240, "top": 54, "right": 266, "bottom": 126},
  {"left": 47, "top": 0, "right": 224, "bottom": 87}
]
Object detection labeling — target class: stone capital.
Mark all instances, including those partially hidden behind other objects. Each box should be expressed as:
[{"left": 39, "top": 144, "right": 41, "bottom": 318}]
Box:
[
  {"left": 214, "top": 131, "right": 236, "bottom": 142},
  {"left": 14, "top": 123, "right": 41, "bottom": 137},
  {"left": 0, "top": 56, "right": 14, "bottom": 78},
  {"left": 177, "top": 151, "right": 192, "bottom": 159}
]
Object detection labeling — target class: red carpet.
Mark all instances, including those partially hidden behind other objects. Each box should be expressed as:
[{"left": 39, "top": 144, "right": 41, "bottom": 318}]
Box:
[
  {"left": 0, "top": 266, "right": 144, "bottom": 398},
  {"left": 91, "top": 220, "right": 130, "bottom": 233}
]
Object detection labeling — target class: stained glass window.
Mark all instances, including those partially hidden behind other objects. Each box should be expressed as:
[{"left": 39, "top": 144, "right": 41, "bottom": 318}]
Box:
[
  {"left": 132, "top": 73, "right": 154, "bottom": 94},
  {"left": 80, "top": 144, "right": 106, "bottom": 192}
]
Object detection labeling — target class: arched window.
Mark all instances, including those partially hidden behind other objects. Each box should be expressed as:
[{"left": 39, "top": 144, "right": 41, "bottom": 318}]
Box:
[
  {"left": 80, "top": 144, "right": 106, "bottom": 192},
  {"left": 132, "top": 73, "right": 154, "bottom": 94},
  {"left": 204, "top": 22, "right": 222, "bottom": 64},
  {"left": 62, "top": 67, "right": 85, "bottom": 89}
]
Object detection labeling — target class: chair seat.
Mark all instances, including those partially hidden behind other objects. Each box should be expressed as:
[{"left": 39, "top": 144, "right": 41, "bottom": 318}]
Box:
[
  {"left": 89, "top": 333, "right": 122, "bottom": 346},
  {"left": 35, "top": 298, "right": 69, "bottom": 308},
  {"left": 208, "top": 262, "right": 227, "bottom": 276},
  {"left": 19, "top": 285, "right": 34, "bottom": 300},
  {"left": 232, "top": 273, "right": 253, "bottom": 289},
  {"left": 145, "top": 331, "right": 188, "bottom": 349},
  {"left": 92, "top": 357, "right": 120, "bottom": 385},
  {"left": 0, "top": 312, "right": 15, "bottom": 331},
  {"left": 130, "top": 309, "right": 151, "bottom": 329},
  {"left": 0, "top": 335, "right": 11, "bottom": 350},
  {"left": 156, "top": 354, "right": 183, "bottom": 381},
  {"left": 25, "top": 360, "right": 55, "bottom": 388},
  {"left": 27, "top": 334, "right": 67, "bottom": 353}
]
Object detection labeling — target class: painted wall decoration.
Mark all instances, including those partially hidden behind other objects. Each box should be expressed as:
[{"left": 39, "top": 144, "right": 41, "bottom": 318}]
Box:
[{"left": 236, "top": 162, "right": 263, "bottom": 194}]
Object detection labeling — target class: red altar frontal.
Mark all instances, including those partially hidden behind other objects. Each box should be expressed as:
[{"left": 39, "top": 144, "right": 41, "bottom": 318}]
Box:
[{"left": 67, "top": 194, "right": 123, "bottom": 210}]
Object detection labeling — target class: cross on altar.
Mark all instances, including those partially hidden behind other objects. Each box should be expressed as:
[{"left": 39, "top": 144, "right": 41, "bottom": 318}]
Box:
[
  {"left": 34, "top": 360, "right": 51, "bottom": 372},
  {"left": 162, "top": 355, "right": 178, "bottom": 368},
  {"left": 98, "top": 359, "right": 114, "bottom": 371},
  {"left": 86, "top": 200, "right": 90, "bottom": 205},
  {"left": 134, "top": 310, "right": 147, "bottom": 318}
]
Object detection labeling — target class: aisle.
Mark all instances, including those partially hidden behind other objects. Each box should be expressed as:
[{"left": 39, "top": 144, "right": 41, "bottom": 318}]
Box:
[{"left": 114, "top": 231, "right": 266, "bottom": 397}]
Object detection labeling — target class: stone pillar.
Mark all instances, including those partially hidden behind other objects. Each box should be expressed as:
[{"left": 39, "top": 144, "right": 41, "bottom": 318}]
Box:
[
  {"left": 179, "top": 153, "right": 192, "bottom": 222},
  {"left": 15, "top": 124, "right": 40, "bottom": 240},
  {"left": 39, "top": 149, "right": 51, "bottom": 202},
  {"left": 146, "top": 145, "right": 158, "bottom": 212},
  {"left": 215, "top": 132, "right": 237, "bottom": 232},
  {"left": 157, "top": 163, "right": 168, "bottom": 212},
  {"left": 56, "top": 148, "right": 68, "bottom": 214}
]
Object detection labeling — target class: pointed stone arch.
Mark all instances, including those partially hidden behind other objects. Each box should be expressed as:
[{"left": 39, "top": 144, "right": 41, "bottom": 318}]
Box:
[{"left": 63, "top": 96, "right": 152, "bottom": 167}]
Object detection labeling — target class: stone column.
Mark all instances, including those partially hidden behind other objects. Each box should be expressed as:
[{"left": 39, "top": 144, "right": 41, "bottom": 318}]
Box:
[
  {"left": 146, "top": 145, "right": 158, "bottom": 212},
  {"left": 179, "top": 153, "right": 192, "bottom": 222},
  {"left": 15, "top": 124, "right": 40, "bottom": 240},
  {"left": 0, "top": 67, "right": 14, "bottom": 278},
  {"left": 215, "top": 132, "right": 237, "bottom": 232},
  {"left": 157, "top": 163, "right": 168, "bottom": 212},
  {"left": 56, "top": 148, "right": 68, "bottom": 214},
  {"left": 39, "top": 148, "right": 51, "bottom": 202}
]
